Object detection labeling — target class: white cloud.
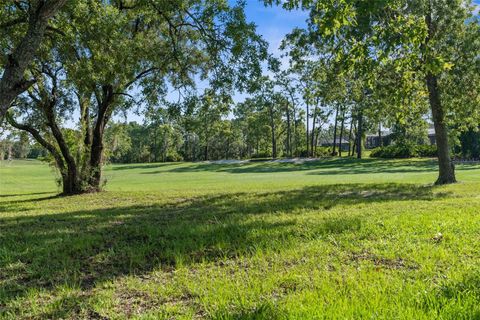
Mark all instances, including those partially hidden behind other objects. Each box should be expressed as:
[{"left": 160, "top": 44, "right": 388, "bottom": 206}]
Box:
[{"left": 473, "top": 0, "right": 480, "bottom": 14}]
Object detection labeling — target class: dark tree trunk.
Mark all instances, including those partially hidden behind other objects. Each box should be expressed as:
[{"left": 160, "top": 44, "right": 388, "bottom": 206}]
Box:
[
  {"left": 306, "top": 101, "right": 310, "bottom": 157},
  {"left": 0, "top": 0, "right": 66, "bottom": 121},
  {"left": 4, "top": 112, "right": 86, "bottom": 194},
  {"left": 351, "top": 137, "right": 356, "bottom": 157},
  {"left": 61, "top": 170, "right": 83, "bottom": 195},
  {"left": 348, "top": 116, "right": 354, "bottom": 157},
  {"left": 339, "top": 108, "right": 345, "bottom": 157},
  {"left": 285, "top": 102, "right": 291, "bottom": 157},
  {"left": 153, "top": 127, "right": 158, "bottom": 162},
  {"left": 44, "top": 102, "right": 83, "bottom": 195},
  {"left": 184, "top": 134, "right": 188, "bottom": 161},
  {"left": 192, "top": 136, "right": 197, "bottom": 161},
  {"left": 378, "top": 122, "right": 383, "bottom": 147},
  {"left": 423, "top": 8, "right": 456, "bottom": 185},
  {"left": 270, "top": 113, "right": 277, "bottom": 159},
  {"left": 332, "top": 105, "right": 339, "bottom": 156},
  {"left": 311, "top": 120, "right": 316, "bottom": 156},
  {"left": 311, "top": 101, "right": 318, "bottom": 157},
  {"left": 426, "top": 73, "right": 456, "bottom": 184},
  {"left": 89, "top": 85, "right": 114, "bottom": 191},
  {"left": 293, "top": 105, "right": 297, "bottom": 156},
  {"left": 79, "top": 94, "right": 92, "bottom": 182},
  {"left": 356, "top": 111, "right": 363, "bottom": 159},
  {"left": 352, "top": 122, "right": 357, "bottom": 157},
  {"left": 89, "top": 128, "right": 105, "bottom": 191}
]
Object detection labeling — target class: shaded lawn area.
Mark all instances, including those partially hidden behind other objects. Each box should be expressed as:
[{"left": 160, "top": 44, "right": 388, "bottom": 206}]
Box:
[
  {"left": 1, "top": 159, "right": 480, "bottom": 319},
  {"left": 129, "top": 158, "right": 441, "bottom": 175}
]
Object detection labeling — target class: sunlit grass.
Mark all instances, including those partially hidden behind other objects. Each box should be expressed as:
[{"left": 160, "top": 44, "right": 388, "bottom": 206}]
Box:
[{"left": 1, "top": 159, "right": 480, "bottom": 319}]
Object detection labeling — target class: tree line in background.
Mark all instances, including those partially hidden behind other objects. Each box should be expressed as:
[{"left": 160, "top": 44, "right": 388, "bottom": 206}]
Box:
[
  {"left": 1, "top": 0, "right": 479, "bottom": 194},
  {"left": 5, "top": 97, "right": 480, "bottom": 163}
]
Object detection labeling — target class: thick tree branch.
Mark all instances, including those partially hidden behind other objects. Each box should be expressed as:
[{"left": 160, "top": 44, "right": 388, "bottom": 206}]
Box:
[
  {"left": 0, "top": 0, "right": 67, "bottom": 122},
  {"left": 123, "top": 67, "right": 159, "bottom": 89},
  {"left": 5, "top": 111, "right": 66, "bottom": 173},
  {"left": 42, "top": 99, "right": 77, "bottom": 171}
]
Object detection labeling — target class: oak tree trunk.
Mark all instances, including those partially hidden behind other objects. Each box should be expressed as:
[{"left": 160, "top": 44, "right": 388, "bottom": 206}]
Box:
[
  {"left": 62, "top": 169, "right": 84, "bottom": 195},
  {"left": 306, "top": 102, "right": 310, "bottom": 157},
  {"left": 89, "top": 86, "right": 114, "bottom": 191},
  {"left": 348, "top": 116, "right": 354, "bottom": 157},
  {"left": 356, "top": 111, "right": 363, "bottom": 159},
  {"left": 332, "top": 105, "right": 339, "bottom": 156},
  {"left": 285, "top": 102, "right": 291, "bottom": 157},
  {"left": 89, "top": 128, "right": 105, "bottom": 191},
  {"left": 339, "top": 109, "right": 345, "bottom": 157},
  {"left": 423, "top": 7, "right": 456, "bottom": 184},
  {"left": 270, "top": 108, "right": 277, "bottom": 159},
  {"left": 426, "top": 73, "right": 456, "bottom": 184},
  {"left": 311, "top": 102, "right": 318, "bottom": 157},
  {"left": 378, "top": 122, "right": 383, "bottom": 147}
]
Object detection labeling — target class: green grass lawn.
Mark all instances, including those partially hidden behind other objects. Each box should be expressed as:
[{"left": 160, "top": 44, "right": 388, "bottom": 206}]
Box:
[{"left": 1, "top": 158, "right": 480, "bottom": 319}]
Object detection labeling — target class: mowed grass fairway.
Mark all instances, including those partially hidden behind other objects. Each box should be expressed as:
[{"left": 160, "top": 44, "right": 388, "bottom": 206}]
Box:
[{"left": 1, "top": 159, "right": 480, "bottom": 319}]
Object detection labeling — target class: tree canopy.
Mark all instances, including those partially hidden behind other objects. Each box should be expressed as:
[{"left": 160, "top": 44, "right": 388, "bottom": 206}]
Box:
[
  {"left": 1, "top": 0, "right": 480, "bottom": 193},
  {"left": 3, "top": 0, "right": 267, "bottom": 194}
]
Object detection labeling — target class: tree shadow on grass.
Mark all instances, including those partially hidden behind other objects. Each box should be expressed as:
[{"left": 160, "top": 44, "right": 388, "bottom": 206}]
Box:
[
  {"left": 0, "top": 192, "right": 53, "bottom": 198},
  {"left": 0, "top": 194, "right": 62, "bottom": 212},
  {"left": 308, "top": 162, "right": 480, "bottom": 176},
  {"left": 141, "top": 158, "right": 448, "bottom": 175},
  {"left": 0, "top": 183, "right": 450, "bottom": 317},
  {"left": 109, "top": 158, "right": 480, "bottom": 176},
  {"left": 110, "top": 162, "right": 184, "bottom": 171}
]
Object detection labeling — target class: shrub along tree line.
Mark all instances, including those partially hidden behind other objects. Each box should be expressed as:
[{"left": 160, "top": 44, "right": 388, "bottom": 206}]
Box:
[
  {"left": 370, "top": 144, "right": 438, "bottom": 159},
  {"left": 1, "top": 0, "right": 480, "bottom": 193}
]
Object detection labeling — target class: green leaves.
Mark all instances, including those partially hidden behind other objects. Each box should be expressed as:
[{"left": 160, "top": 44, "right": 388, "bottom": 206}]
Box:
[{"left": 271, "top": 0, "right": 480, "bottom": 140}]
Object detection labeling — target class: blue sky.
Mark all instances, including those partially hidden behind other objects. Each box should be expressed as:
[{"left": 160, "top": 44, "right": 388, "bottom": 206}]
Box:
[
  {"left": 244, "top": 0, "right": 480, "bottom": 59},
  {"left": 242, "top": 1, "right": 307, "bottom": 59},
  {"left": 122, "top": 0, "right": 480, "bottom": 123}
]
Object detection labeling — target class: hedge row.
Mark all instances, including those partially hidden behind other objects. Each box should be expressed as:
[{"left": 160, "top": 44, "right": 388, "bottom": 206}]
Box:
[{"left": 370, "top": 144, "right": 437, "bottom": 158}]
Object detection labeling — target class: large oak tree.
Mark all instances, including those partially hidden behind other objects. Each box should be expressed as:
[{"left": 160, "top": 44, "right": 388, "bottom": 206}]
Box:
[{"left": 6, "top": 0, "right": 266, "bottom": 194}]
